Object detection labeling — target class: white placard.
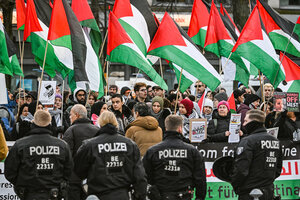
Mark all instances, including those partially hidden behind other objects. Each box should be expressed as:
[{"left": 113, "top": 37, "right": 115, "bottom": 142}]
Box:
[
  {"left": 38, "top": 81, "right": 56, "bottom": 108},
  {"left": 189, "top": 119, "right": 207, "bottom": 143},
  {"left": 0, "top": 73, "right": 7, "bottom": 105},
  {"left": 228, "top": 114, "right": 241, "bottom": 143},
  {"left": 267, "top": 127, "right": 279, "bottom": 138}
]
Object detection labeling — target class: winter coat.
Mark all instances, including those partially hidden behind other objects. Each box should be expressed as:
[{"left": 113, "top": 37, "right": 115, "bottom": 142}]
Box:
[
  {"left": 207, "top": 112, "right": 231, "bottom": 142},
  {"left": 110, "top": 104, "right": 135, "bottom": 135},
  {"left": 125, "top": 116, "right": 163, "bottom": 156},
  {"left": 237, "top": 103, "right": 250, "bottom": 126},
  {"left": 0, "top": 125, "right": 8, "bottom": 161},
  {"left": 150, "top": 108, "right": 171, "bottom": 132}
]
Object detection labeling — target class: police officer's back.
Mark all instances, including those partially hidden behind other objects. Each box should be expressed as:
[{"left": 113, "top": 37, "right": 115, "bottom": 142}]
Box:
[
  {"left": 231, "top": 110, "right": 283, "bottom": 200},
  {"left": 4, "top": 110, "right": 73, "bottom": 200},
  {"left": 74, "top": 111, "right": 147, "bottom": 200},
  {"left": 143, "top": 115, "right": 207, "bottom": 200}
]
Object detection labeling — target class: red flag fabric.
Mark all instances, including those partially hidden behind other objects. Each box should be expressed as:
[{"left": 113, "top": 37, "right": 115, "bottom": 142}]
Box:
[
  {"left": 198, "top": 90, "right": 207, "bottom": 114},
  {"left": 23, "top": 0, "right": 43, "bottom": 41},
  {"left": 48, "top": 0, "right": 70, "bottom": 41},
  {"left": 280, "top": 52, "right": 300, "bottom": 82},
  {"left": 16, "top": 0, "right": 26, "bottom": 30},
  {"left": 228, "top": 92, "right": 237, "bottom": 113},
  {"left": 71, "top": 0, "right": 94, "bottom": 22}
]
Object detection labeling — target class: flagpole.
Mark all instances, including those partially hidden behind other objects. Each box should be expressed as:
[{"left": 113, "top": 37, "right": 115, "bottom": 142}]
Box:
[
  {"left": 99, "top": 30, "right": 108, "bottom": 60},
  {"left": 220, "top": 52, "right": 233, "bottom": 74},
  {"left": 60, "top": 79, "right": 65, "bottom": 125},
  {"left": 17, "top": 30, "right": 25, "bottom": 115},
  {"left": 258, "top": 70, "right": 265, "bottom": 105},
  {"left": 159, "top": 58, "right": 164, "bottom": 79},
  {"left": 174, "top": 68, "right": 183, "bottom": 114},
  {"left": 105, "top": 60, "right": 110, "bottom": 102},
  {"left": 36, "top": 41, "right": 49, "bottom": 111}
]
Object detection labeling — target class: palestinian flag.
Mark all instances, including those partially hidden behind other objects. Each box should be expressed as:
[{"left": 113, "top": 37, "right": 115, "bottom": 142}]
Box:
[
  {"left": 5, "top": 30, "right": 23, "bottom": 76},
  {"left": 228, "top": 92, "right": 236, "bottom": 113},
  {"left": 187, "top": 0, "right": 210, "bottom": 48},
  {"left": 24, "top": 0, "right": 72, "bottom": 78},
  {"left": 16, "top": 0, "right": 26, "bottom": 30},
  {"left": 294, "top": 16, "right": 300, "bottom": 39},
  {"left": 148, "top": 12, "right": 222, "bottom": 91},
  {"left": 204, "top": 1, "right": 250, "bottom": 86},
  {"left": 278, "top": 52, "right": 300, "bottom": 93},
  {"left": 113, "top": 0, "right": 158, "bottom": 64},
  {"left": 219, "top": 3, "right": 240, "bottom": 40},
  {"left": 0, "top": 21, "right": 13, "bottom": 76},
  {"left": 26, "top": 0, "right": 104, "bottom": 97},
  {"left": 72, "top": 0, "right": 102, "bottom": 55},
  {"left": 198, "top": 90, "right": 207, "bottom": 114},
  {"left": 231, "top": 6, "right": 285, "bottom": 88},
  {"left": 107, "top": 12, "right": 167, "bottom": 90},
  {"left": 257, "top": 0, "right": 300, "bottom": 57}
]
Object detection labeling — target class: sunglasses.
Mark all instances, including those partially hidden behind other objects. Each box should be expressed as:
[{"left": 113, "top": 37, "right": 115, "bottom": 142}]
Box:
[{"left": 194, "top": 85, "right": 203, "bottom": 88}]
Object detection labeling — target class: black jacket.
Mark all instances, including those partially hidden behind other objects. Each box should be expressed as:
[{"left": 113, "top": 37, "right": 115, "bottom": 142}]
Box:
[
  {"left": 207, "top": 113, "right": 231, "bottom": 142},
  {"left": 231, "top": 127, "right": 283, "bottom": 195},
  {"left": 142, "top": 131, "right": 207, "bottom": 200},
  {"left": 4, "top": 126, "right": 73, "bottom": 190},
  {"left": 63, "top": 118, "right": 99, "bottom": 157},
  {"left": 74, "top": 124, "right": 147, "bottom": 199}
]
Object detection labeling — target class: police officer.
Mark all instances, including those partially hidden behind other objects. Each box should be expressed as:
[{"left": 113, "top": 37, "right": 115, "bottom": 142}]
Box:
[
  {"left": 143, "top": 115, "right": 207, "bottom": 200},
  {"left": 231, "top": 109, "right": 283, "bottom": 200},
  {"left": 74, "top": 111, "right": 147, "bottom": 200},
  {"left": 4, "top": 110, "right": 73, "bottom": 200}
]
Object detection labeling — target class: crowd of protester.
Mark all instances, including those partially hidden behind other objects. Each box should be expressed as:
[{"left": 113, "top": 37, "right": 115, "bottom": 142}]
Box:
[{"left": 1, "top": 80, "right": 299, "bottom": 146}]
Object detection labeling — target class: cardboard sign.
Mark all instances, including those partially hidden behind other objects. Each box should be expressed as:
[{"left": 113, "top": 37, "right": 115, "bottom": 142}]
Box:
[
  {"left": 273, "top": 92, "right": 287, "bottom": 112},
  {"left": 189, "top": 119, "right": 207, "bottom": 143},
  {"left": 0, "top": 73, "right": 7, "bottom": 105},
  {"left": 286, "top": 93, "right": 299, "bottom": 112},
  {"left": 38, "top": 81, "right": 56, "bottom": 109}
]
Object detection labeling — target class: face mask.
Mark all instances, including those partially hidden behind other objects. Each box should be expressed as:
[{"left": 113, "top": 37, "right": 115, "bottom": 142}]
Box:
[{"left": 244, "top": 121, "right": 264, "bottom": 135}]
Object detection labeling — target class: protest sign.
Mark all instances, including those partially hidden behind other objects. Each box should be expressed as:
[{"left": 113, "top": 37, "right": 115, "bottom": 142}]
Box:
[
  {"left": 273, "top": 92, "right": 287, "bottom": 112},
  {"left": 189, "top": 119, "right": 207, "bottom": 143},
  {"left": 38, "top": 81, "right": 56, "bottom": 109},
  {"left": 267, "top": 127, "right": 279, "bottom": 138},
  {"left": 228, "top": 114, "right": 241, "bottom": 143},
  {"left": 286, "top": 93, "right": 299, "bottom": 112},
  {"left": 0, "top": 73, "right": 7, "bottom": 105}
]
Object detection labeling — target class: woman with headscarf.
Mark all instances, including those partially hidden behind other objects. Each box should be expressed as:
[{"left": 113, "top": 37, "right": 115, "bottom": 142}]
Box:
[
  {"left": 177, "top": 99, "right": 200, "bottom": 139},
  {"left": 91, "top": 101, "right": 108, "bottom": 126},
  {"left": 150, "top": 96, "right": 171, "bottom": 132}
]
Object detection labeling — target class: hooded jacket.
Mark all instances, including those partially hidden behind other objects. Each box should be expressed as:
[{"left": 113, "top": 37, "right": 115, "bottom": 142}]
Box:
[{"left": 125, "top": 116, "right": 162, "bottom": 156}]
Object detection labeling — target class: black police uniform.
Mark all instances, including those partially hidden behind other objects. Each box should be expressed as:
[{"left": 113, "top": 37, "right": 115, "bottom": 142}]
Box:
[
  {"left": 231, "top": 127, "right": 283, "bottom": 200},
  {"left": 143, "top": 131, "right": 207, "bottom": 200},
  {"left": 4, "top": 125, "right": 73, "bottom": 200},
  {"left": 74, "top": 123, "right": 147, "bottom": 200}
]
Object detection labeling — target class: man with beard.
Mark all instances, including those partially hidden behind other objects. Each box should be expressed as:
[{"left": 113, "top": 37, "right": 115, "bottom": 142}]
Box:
[
  {"left": 64, "top": 88, "right": 87, "bottom": 128},
  {"left": 231, "top": 110, "right": 282, "bottom": 200}
]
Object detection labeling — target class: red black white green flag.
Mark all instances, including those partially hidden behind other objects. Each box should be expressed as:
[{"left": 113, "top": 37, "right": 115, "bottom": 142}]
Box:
[
  {"left": 72, "top": 0, "right": 102, "bottom": 55},
  {"left": 16, "top": 0, "right": 26, "bottom": 30},
  {"left": 257, "top": 0, "right": 300, "bottom": 57},
  {"left": 148, "top": 12, "right": 222, "bottom": 91},
  {"left": 278, "top": 52, "right": 300, "bottom": 93},
  {"left": 187, "top": 0, "right": 210, "bottom": 48},
  {"left": 107, "top": 12, "right": 167, "bottom": 90},
  {"left": 231, "top": 6, "right": 285, "bottom": 88}
]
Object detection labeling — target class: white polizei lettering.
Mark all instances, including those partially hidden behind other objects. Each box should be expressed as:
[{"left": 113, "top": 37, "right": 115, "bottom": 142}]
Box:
[
  {"left": 158, "top": 149, "right": 188, "bottom": 159},
  {"left": 29, "top": 146, "right": 60, "bottom": 155},
  {"left": 261, "top": 140, "right": 279, "bottom": 149},
  {"left": 98, "top": 143, "right": 127, "bottom": 153}
]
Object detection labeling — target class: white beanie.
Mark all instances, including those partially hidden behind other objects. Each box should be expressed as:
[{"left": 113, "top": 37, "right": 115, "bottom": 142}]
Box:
[{"left": 203, "top": 99, "right": 213, "bottom": 109}]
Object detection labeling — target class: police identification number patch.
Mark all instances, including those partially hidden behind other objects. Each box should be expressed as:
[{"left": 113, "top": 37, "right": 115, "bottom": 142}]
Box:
[
  {"left": 164, "top": 160, "right": 181, "bottom": 176},
  {"left": 236, "top": 147, "right": 244, "bottom": 155},
  {"left": 265, "top": 150, "right": 277, "bottom": 169},
  {"left": 105, "top": 154, "right": 124, "bottom": 174},
  {"left": 36, "top": 157, "right": 55, "bottom": 175}
]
